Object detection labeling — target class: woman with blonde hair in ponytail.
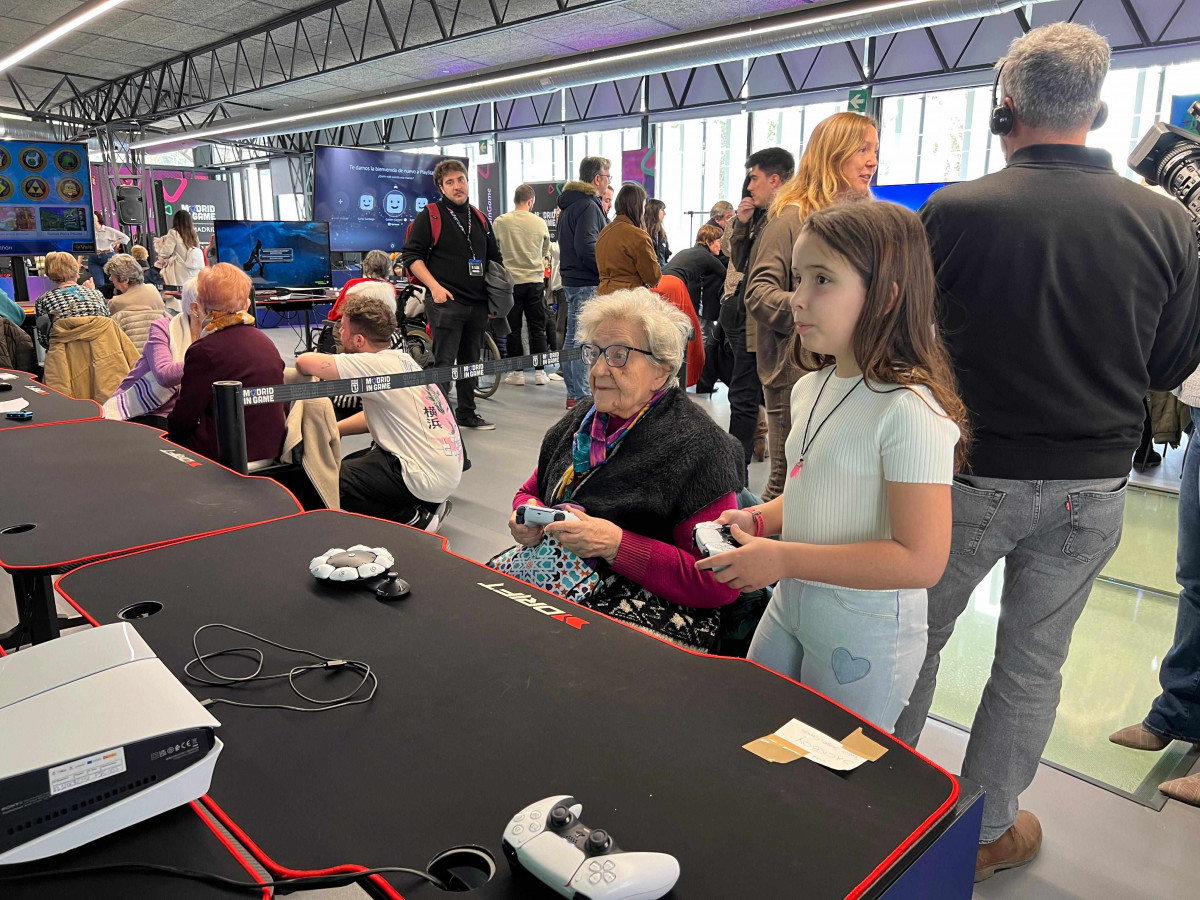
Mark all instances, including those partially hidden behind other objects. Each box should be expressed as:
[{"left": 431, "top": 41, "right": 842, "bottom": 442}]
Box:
[{"left": 746, "top": 111, "right": 879, "bottom": 501}]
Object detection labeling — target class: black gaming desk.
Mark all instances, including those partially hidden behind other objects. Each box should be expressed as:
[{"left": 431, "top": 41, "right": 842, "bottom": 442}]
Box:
[
  {"left": 0, "top": 419, "right": 301, "bottom": 649},
  {"left": 3, "top": 802, "right": 268, "bottom": 899},
  {"left": 57, "top": 510, "right": 967, "bottom": 900},
  {"left": 254, "top": 295, "right": 333, "bottom": 352},
  {"left": 0, "top": 368, "right": 99, "bottom": 430}
]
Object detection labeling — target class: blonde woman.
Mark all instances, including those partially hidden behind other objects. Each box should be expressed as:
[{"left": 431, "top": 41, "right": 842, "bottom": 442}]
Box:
[{"left": 745, "top": 111, "right": 878, "bottom": 500}]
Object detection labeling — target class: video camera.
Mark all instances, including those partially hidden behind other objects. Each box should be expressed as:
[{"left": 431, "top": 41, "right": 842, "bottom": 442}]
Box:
[{"left": 1128, "top": 100, "right": 1200, "bottom": 244}]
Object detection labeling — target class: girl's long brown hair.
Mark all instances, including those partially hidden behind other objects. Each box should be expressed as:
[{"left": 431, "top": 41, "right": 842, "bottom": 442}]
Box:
[
  {"left": 790, "top": 201, "right": 971, "bottom": 470},
  {"left": 172, "top": 209, "right": 199, "bottom": 249}
]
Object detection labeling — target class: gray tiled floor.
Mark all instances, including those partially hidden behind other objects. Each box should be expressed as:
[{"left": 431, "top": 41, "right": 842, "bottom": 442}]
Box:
[{"left": 3, "top": 327, "right": 1197, "bottom": 897}]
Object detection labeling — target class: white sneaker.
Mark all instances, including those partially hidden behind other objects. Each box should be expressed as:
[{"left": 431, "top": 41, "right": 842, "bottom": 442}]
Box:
[
  {"left": 548, "top": 371, "right": 564, "bottom": 382},
  {"left": 505, "top": 371, "right": 526, "bottom": 386},
  {"left": 534, "top": 370, "right": 549, "bottom": 385}
]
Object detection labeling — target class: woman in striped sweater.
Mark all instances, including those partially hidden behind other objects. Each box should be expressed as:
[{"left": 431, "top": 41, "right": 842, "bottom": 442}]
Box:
[{"left": 697, "top": 202, "right": 968, "bottom": 733}]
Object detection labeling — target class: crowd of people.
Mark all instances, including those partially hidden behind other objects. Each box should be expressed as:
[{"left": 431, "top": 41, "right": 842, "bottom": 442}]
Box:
[{"left": 10, "top": 19, "right": 1200, "bottom": 885}]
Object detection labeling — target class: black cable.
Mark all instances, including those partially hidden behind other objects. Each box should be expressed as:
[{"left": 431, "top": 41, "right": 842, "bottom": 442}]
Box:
[
  {"left": 184, "top": 624, "right": 377, "bottom": 713},
  {"left": 0, "top": 862, "right": 448, "bottom": 893}
]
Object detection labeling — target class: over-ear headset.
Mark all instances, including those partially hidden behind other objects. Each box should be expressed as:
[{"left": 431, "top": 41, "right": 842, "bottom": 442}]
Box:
[{"left": 989, "top": 64, "right": 1108, "bottom": 136}]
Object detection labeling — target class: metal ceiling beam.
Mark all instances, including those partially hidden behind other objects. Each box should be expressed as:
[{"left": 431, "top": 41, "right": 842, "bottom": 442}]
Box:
[{"left": 46, "top": 0, "right": 627, "bottom": 128}]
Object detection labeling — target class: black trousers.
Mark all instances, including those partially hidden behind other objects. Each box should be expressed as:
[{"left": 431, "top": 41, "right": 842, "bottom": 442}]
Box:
[
  {"left": 427, "top": 299, "right": 487, "bottom": 417},
  {"left": 727, "top": 326, "right": 763, "bottom": 479},
  {"left": 339, "top": 445, "right": 435, "bottom": 523},
  {"left": 504, "top": 281, "right": 548, "bottom": 366},
  {"left": 696, "top": 320, "right": 733, "bottom": 394}
]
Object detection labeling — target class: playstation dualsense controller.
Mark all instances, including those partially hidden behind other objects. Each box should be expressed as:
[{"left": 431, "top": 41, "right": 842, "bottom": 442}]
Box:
[
  {"left": 692, "top": 522, "right": 738, "bottom": 571},
  {"left": 503, "top": 795, "right": 679, "bottom": 900},
  {"left": 516, "top": 505, "right": 579, "bottom": 527}
]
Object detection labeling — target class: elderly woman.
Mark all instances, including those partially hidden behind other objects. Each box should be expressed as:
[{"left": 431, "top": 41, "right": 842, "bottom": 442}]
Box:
[
  {"left": 104, "top": 253, "right": 167, "bottom": 352},
  {"left": 167, "top": 263, "right": 285, "bottom": 462},
  {"left": 497, "top": 288, "right": 744, "bottom": 651},
  {"left": 103, "top": 278, "right": 197, "bottom": 428},
  {"left": 328, "top": 249, "right": 396, "bottom": 321},
  {"left": 34, "top": 251, "right": 110, "bottom": 346}
]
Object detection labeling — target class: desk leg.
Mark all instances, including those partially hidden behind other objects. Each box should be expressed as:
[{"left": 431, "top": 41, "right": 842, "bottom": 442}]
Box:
[
  {"left": 0, "top": 572, "right": 79, "bottom": 649},
  {"left": 305, "top": 306, "right": 315, "bottom": 352}
]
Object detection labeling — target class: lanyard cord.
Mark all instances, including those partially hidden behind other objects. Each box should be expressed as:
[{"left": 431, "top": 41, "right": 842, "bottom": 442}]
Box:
[{"left": 800, "top": 368, "right": 865, "bottom": 460}]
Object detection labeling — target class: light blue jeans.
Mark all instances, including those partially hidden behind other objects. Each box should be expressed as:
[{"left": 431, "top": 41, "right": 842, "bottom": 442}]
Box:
[
  {"left": 748, "top": 579, "right": 928, "bottom": 733},
  {"left": 562, "top": 285, "right": 596, "bottom": 402}
]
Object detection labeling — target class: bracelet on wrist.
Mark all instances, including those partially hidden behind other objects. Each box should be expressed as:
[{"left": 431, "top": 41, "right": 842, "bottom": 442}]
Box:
[{"left": 749, "top": 508, "right": 765, "bottom": 538}]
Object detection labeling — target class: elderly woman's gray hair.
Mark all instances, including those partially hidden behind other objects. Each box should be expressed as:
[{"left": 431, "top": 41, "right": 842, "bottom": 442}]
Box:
[
  {"left": 999, "top": 23, "right": 1109, "bottom": 133},
  {"left": 577, "top": 288, "right": 690, "bottom": 387},
  {"left": 346, "top": 278, "right": 397, "bottom": 313},
  {"left": 362, "top": 249, "right": 392, "bottom": 281},
  {"left": 103, "top": 253, "right": 145, "bottom": 286}
]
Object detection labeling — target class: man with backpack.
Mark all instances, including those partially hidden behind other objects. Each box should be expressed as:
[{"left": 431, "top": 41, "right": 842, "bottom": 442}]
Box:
[{"left": 402, "top": 159, "right": 504, "bottom": 431}]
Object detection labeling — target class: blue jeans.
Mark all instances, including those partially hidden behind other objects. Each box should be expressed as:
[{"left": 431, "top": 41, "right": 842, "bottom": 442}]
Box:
[
  {"left": 894, "top": 475, "right": 1127, "bottom": 842},
  {"left": 87, "top": 252, "right": 114, "bottom": 286},
  {"left": 1145, "top": 408, "right": 1200, "bottom": 742},
  {"left": 562, "top": 285, "right": 595, "bottom": 401},
  {"left": 748, "top": 580, "right": 928, "bottom": 733}
]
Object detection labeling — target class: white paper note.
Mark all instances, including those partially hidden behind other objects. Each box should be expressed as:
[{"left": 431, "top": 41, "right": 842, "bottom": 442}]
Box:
[
  {"left": 775, "top": 719, "right": 868, "bottom": 771},
  {"left": 0, "top": 398, "right": 29, "bottom": 413}
]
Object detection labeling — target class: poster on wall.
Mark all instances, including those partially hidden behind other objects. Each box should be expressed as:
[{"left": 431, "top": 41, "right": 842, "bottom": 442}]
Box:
[
  {"left": 154, "top": 175, "right": 233, "bottom": 249},
  {"left": 313, "top": 146, "right": 469, "bottom": 252},
  {"left": 1169, "top": 94, "right": 1200, "bottom": 135},
  {"left": 622, "top": 148, "right": 656, "bottom": 197},
  {"left": 0, "top": 141, "right": 95, "bottom": 255},
  {"left": 476, "top": 162, "right": 501, "bottom": 224},
  {"left": 524, "top": 180, "right": 566, "bottom": 240}
]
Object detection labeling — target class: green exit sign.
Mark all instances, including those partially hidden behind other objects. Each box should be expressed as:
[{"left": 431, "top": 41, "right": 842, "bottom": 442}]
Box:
[
  {"left": 478, "top": 140, "right": 489, "bottom": 154},
  {"left": 848, "top": 88, "right": 871, "bottom": 114}
]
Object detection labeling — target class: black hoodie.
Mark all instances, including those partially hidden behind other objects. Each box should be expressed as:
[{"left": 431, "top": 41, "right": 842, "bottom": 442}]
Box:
[{"left": 556, "top": 180, "right": 607, "bottom": 287}]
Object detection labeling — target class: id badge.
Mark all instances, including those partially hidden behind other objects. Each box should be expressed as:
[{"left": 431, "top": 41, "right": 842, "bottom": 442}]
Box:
[{"left": 468, "top": 258, "right": 484, "bottom": 277}]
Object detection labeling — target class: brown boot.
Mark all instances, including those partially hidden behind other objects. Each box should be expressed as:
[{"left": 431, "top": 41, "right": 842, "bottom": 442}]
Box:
[
  {"left": 754, "top": 405, "right": 768, "bottom": 462},
  {"left": 1160, "top": 772, "right": 1200, "bottom": 806},
  {"left": 1109, "top": 723, "right": 1170, "bottom": 751},
  {"left": 975, "top": 810, "right": 1042, "bottom": 883}
]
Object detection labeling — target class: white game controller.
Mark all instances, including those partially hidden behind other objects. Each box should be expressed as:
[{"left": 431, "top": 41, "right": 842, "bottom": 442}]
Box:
[
  {"left": 692, "top": 522, "right": 739, "bottom": 572},
  {"left": 516, "top": 505, "right": 579, "bottom": 527},
  {"left": 503, "top": 795, "right": 680, "bottom": 900}
]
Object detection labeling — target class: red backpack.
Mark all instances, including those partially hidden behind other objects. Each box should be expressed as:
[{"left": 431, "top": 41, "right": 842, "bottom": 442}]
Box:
[{"left": 404, "top": 202, "right": 490, "bottom": 289}]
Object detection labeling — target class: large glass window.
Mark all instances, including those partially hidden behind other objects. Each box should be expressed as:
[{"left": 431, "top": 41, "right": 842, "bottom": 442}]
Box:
[
  {"left": 751, "top": 100, "right": 850, "bottom": 160},
  {"left": 505, "top": 136, "right": 567, "bottom": 190},
  {"left": 567, "top": 128, "right": 642, "bottom": 181},
  {"left": 878, "top": 87, "right": 997, "bottom": 185},
  {"left": 656, "top": 113, "right": 747, "bottom": 251}
]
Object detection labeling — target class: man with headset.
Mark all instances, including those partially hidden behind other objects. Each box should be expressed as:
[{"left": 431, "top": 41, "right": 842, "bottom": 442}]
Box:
[{"left": 893, "top": 23, "right": 1200, "bottom": 881}]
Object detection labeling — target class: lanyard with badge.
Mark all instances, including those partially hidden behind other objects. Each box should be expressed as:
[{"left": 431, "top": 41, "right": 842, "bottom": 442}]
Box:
[{"left": 446, "top": 206, "right": 484, "bottom": 277}]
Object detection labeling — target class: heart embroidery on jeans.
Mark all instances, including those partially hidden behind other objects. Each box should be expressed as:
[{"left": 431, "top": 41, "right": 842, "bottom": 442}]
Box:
[{"left": 831, "top": 647, "right": 871, "bottom": 685}]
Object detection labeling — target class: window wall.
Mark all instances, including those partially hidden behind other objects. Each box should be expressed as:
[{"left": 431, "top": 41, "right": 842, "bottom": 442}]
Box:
[
  {"left": 656, "top": 113, "right": 747, "bottom": 250},
  {"left": 567, "top": 127, "right": 642, "bottom": 180},
  {"left": 751, "top": 100, "right": 849, "bottom": 158},
  {"left": 505, "top": 136, "right": 567, "bottom": 189}
]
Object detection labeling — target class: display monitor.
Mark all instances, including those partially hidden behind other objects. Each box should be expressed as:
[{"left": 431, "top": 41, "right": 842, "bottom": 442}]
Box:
[
  {"left": 872, "top": 182, "right": 954, "bottom": 211},
  {"left": 313, "top": 146, "right": 467, "bottom": 252},
  {"left": 0, "top": 140, "right": 95, "bottom": 255},
  {"left": 213, "top": 220, "right": 332, "bottom": 291}
]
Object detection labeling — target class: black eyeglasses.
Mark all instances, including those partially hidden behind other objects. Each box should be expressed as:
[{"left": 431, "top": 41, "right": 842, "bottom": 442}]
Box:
[{"left": 580, "top": 342, "right": 654, "bottom": 368}]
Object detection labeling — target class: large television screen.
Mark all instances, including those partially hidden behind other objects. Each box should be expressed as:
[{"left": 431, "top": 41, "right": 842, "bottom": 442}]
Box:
[
  {"left": 0, "top": 140, "right": 95, "bottom": 255},
  {"left": 313, "top": 146, "right": 467, "bottom": 252},
  {"left": 872, "top": 182, "right": 954, "bottom": 211},
  {"left": 213, "top": 220, "right": 332, "bottom": 290}
]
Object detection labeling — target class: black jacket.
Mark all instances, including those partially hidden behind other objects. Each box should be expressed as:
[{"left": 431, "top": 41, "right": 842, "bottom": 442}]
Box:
[
  {"left": 923, "top": 143, "right": 1200, "bottom": 480},
  {"left": 557, "top": 181, "right": 607, "bottom": 287},
  {"left": 401, "top": 199, "right": 502, "bottom": 306},
  {"left": 664, "top": 245, "right": 728, "bottom": 320}
]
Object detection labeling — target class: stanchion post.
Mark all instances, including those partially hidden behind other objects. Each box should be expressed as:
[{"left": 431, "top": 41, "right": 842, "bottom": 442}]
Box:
[{"left": 213, "top": 380, "right": 249, "bottom": 475}]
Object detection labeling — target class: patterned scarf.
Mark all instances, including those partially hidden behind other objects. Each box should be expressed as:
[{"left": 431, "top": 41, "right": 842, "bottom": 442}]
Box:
[
  {"left": 551, "top": 387, "right": 669, "bottom": 504},
  {"left": 197, "top": 310, "right": 256, "bottom": 340}
]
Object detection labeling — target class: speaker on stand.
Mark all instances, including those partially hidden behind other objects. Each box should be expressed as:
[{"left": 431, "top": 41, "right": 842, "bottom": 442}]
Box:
[{"left": 116, "top": 185, "right": 147, "bottom": 227}]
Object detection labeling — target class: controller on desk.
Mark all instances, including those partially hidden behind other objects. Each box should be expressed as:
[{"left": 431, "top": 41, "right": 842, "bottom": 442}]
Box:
[
  {"left": 503, "top": 795, "right": 679, "bottom": 900},
  {"left": 516, "top": 505, "right": 578, "bottom": 527}
]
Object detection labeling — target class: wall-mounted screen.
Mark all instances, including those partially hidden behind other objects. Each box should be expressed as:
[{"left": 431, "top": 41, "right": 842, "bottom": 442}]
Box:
[
  {"left": 313, "top": 146, "right": 467, "bottom": 252},
  {"left": 213, "top": 220, "right": 332, "bottom": 290},
  {"left": 0, "top": 140, "right": 95, "bottom": 255},
  {"left": 872, "top": 182, "right": 954, "bottom": 211}
]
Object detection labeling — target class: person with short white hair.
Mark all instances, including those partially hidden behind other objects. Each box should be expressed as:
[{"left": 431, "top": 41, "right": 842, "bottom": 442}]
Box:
[
  {"left": 894, "top": 22, "right": 1200, "bottom": 881},
  {"left": 500, "top": 288, "right": 744, "bottom": 652},
  {"left": 104, "top": 253, "right": 167, "bottom": 352}
]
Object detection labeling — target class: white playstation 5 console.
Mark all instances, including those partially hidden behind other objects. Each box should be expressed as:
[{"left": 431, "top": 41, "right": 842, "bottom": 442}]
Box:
[{"left": 0, "top": 623, "right": 222, "bottom": 864}]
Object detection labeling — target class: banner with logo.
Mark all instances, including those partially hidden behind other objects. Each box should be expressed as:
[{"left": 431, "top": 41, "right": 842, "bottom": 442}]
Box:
[
  {"left": 523, "top": 180, "right": 566, "bottom": 240},
  {"left": 622, "top": 148, "right": 656, "bottom": 197},
  {"left": 153, "top": 175, "right": 234, "bottom": 249}
]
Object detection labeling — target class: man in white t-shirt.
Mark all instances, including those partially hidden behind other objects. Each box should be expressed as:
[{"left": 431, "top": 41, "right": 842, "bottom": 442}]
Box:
[{"left": 296, "top": 295, "right": 463, "bottom": 531}]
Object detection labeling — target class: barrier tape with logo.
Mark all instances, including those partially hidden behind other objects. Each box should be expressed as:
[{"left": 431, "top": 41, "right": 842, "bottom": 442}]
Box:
[{"left": 238, "top": 348, "right": 584, "bottom": 407}]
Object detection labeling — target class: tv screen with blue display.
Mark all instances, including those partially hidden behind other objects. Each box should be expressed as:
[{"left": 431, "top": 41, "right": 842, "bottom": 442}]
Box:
[
  {"left": 213, "top": 220, "right": 332, "bottom": 290},
  {"left": 313, "top": 146, "right": 467, "bottom": 252},
  {"left": 0, "top": 140, "right": 95, "bottom": 255},
  {"left": 872, "top": 182, "right": 954, "bottom": 211}
]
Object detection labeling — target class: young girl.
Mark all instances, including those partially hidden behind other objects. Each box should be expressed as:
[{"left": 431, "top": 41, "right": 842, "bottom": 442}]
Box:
[{"left": 697, "top": 202, "right": 968, "bottom": 733}]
